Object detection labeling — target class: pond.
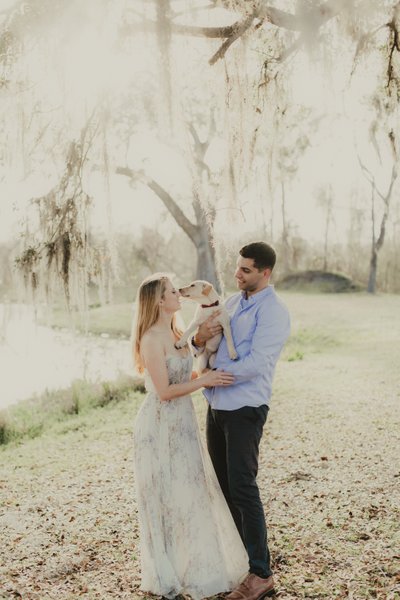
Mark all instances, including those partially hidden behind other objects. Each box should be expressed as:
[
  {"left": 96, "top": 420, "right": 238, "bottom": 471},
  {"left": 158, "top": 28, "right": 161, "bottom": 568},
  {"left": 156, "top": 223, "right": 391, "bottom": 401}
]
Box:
[{"left": 0, "top": 303, "right": 133, "bottom": 410}]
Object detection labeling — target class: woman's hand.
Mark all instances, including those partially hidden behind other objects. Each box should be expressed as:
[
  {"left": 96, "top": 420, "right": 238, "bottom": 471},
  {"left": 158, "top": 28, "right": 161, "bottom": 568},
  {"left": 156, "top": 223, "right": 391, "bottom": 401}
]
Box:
[{"left": 201, "top": 369, "right": 235, "bottom": 388}]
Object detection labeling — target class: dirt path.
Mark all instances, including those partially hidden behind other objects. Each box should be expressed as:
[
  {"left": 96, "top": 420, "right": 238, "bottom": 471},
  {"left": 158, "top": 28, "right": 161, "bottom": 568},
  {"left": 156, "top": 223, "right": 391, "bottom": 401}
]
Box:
[{"left": 1, "top": 293, "right": 399, "bottom": 599}]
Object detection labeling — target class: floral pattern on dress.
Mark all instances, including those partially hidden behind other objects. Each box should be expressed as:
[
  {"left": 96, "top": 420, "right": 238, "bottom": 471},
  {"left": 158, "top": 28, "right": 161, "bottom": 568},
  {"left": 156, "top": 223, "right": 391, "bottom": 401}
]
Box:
[{"left": 133, "top": 354, "right": 248, "bottom": 599}]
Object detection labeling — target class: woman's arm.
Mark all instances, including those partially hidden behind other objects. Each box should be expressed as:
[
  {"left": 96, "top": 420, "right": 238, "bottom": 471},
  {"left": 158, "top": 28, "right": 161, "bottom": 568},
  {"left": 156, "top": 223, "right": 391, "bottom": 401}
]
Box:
[{"left": 141, "top": 333, "right": 233, "bottom": 402}]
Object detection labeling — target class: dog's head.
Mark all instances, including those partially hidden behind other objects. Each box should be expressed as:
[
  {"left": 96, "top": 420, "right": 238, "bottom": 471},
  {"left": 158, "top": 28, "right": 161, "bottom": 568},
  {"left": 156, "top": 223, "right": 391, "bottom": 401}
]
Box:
[{"left": 178, "top": 280, "right": 219, "bottom": 304}]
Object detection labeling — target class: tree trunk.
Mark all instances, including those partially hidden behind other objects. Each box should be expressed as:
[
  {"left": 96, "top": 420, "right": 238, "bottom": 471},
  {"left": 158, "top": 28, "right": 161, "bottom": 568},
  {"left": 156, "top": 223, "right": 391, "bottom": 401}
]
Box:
[
  {"left": 367, "top": 250, "right": 378, "bottom": 293},
  {"left": 281, "top": 181, "right": 290, "bottom": 273},
  {"left": 195, "top": 231, "right": 220, "bottom": 289},
  {"left": 192, "top": 189, "right": 221, "bottom": 292},
  {"left": 323, "top": 198, "right": 332, "bottom": 271},
  {"left": 367, "top": 182, "right": 376, "bottom": 294},
  {"left": 359, "top": 161, "right": 397, "bottom": 294},
  {"left": 116, "top": 166, "right": 221, "bottom": 291}
]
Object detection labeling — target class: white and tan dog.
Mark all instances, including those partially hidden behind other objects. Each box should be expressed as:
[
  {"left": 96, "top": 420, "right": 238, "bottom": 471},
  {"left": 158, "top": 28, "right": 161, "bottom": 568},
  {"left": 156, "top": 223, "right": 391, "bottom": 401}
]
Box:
[{"left": 175, "top": 280, "right": 238, "bottom": 372}]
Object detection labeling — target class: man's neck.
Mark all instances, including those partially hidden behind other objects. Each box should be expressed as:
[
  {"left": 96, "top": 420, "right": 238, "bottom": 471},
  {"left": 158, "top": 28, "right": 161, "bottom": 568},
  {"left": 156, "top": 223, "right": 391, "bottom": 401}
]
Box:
[{"left": 244, "top": 283, "right": 269, "bottom": 299}]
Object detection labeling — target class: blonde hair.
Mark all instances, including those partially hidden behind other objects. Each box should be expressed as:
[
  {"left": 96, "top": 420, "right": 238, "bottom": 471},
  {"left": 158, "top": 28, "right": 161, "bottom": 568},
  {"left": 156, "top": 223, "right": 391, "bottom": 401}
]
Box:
[{"left": 133, "top": 273, "right": 184, "bottom": 373}]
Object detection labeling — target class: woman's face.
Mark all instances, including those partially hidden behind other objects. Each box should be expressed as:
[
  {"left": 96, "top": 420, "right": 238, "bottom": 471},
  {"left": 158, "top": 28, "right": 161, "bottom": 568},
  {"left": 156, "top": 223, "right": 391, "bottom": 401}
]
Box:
[{"left": 160, "top": 279, "right": 181, "bottom": 313}]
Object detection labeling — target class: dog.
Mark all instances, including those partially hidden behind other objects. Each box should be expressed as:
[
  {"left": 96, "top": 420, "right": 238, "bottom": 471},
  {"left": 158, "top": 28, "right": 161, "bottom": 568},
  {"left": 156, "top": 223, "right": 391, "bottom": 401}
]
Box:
[{"left": 175, "top": 280, "right": 238, "bottom": 372}]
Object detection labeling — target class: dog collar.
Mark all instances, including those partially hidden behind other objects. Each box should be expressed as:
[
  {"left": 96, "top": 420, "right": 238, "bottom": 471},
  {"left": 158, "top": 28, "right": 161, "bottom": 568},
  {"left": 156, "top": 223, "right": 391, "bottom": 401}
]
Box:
[{"left": 201, "top": 300, "right": 220, "bottom": 308}]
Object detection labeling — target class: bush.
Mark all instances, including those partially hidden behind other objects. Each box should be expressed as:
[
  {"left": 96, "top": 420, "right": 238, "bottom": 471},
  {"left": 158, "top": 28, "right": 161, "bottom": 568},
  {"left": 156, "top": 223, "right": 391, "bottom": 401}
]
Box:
[{"left": 277, "top": 270, "right": 363, "bottom": 293}]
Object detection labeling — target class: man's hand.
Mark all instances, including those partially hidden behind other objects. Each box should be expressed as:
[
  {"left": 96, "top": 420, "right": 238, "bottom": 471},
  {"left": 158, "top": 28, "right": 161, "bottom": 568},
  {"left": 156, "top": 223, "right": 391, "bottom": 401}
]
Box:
[{"left": 193, "top": 310, "right": 223, "bottom": 347}]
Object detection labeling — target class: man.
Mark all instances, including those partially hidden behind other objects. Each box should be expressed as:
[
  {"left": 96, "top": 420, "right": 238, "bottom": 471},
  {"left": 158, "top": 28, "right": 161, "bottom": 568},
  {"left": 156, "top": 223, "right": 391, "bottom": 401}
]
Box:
[{"left": 193, "top": 241, "right": 290, "bottom": 600}]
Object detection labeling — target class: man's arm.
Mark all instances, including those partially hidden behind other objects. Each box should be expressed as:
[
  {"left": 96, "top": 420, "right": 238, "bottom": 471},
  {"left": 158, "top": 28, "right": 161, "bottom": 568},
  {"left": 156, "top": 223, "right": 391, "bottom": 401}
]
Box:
[{"left": 217, "top": 304, "right": 290, "bottom": 382}]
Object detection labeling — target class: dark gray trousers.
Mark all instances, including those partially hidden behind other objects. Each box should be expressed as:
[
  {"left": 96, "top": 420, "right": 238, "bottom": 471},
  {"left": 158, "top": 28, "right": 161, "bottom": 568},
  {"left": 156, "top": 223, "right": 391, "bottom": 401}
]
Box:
[{"left": 206, "top": 404, "right": 272, "bottom": 578}]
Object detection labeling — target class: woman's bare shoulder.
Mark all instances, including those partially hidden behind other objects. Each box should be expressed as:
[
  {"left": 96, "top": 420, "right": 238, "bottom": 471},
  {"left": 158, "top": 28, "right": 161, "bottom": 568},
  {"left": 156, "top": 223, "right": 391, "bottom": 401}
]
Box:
[{"left": 141, "top": 328, "right": 165, "bottom": 350}]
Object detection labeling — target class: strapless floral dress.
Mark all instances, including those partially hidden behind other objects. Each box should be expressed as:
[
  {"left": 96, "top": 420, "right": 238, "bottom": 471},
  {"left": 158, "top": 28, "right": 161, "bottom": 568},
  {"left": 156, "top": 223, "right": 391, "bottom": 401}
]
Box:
[{"left": 133, "top": 354, "right": 248, "bottom": 599}]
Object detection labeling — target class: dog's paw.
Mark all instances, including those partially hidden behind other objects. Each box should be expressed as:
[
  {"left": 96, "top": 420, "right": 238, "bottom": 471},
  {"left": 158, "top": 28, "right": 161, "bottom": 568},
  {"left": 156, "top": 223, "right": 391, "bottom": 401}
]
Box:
[
  {"left": 174, "top": 341, "right": 184, "bottom": 349},
  {"left": 230, "top": 352, "right": 239, "bottom": 361}
]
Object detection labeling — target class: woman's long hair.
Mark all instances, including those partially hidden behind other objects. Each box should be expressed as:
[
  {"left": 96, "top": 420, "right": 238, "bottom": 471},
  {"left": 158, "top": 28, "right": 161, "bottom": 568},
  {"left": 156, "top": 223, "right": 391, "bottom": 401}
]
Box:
[{"left": 133, "top": 274, "right": 184, "bottom": 373}]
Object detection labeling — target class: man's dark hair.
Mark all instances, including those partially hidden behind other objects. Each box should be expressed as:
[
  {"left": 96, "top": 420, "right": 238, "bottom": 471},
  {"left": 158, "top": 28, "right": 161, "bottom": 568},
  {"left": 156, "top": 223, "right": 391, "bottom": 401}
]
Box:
[{"left": 239, "top": 242, "right": 276, "bottom": 271}]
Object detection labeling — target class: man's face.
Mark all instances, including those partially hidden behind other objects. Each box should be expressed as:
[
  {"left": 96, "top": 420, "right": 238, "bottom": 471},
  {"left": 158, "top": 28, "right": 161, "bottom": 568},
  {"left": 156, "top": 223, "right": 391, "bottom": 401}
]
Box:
[{"left": 234, "top": 256, "right": 270, "bottom": 295}]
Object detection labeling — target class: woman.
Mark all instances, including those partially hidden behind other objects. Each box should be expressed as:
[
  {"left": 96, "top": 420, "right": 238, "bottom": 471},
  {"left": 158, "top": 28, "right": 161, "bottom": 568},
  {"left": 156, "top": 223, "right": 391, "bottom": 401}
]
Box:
[{"left": 133, "top": 274, "right": 248, "bottom": 600}]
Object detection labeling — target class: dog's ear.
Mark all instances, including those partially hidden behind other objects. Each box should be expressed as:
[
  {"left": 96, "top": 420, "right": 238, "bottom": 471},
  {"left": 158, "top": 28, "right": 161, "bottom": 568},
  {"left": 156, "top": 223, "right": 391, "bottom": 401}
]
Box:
[{"left": 202, "top": 283, "right": 212, "bottom": 296}]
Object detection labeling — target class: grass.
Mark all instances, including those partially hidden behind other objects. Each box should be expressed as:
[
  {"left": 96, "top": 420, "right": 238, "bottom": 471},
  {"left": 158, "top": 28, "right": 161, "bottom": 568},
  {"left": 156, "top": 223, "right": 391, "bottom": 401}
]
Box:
[
  {"left": 38, "top": 303, "right": 136, "bottom": 338},
  {"left": 1, "top": 292, "right": 400, "bottom": 599},
  {"left": 38, "top": 300, "right": 199, "bottom": 338},
  {"left": 0, "top": 375, "right": 145, "bottom": 447}
]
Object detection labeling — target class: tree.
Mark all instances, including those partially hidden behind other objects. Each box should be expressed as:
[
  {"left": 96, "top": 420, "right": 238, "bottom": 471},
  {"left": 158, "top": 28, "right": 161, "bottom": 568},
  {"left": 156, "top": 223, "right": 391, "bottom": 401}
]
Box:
[
  {"left": 316, "top": 185, "right": 334, "bottom": 271},
  {"left": 269, "top": 104, "right": 314, "bottom": 273},
  {"left": 359, "top": 161, "right": 398, "bottom": 293},
  {"left": 2, "top": 0, "right": 400, "bottom": 301},
  {"left": 115, "top": 117, "right": 221, "bottom": 291},
  {"left": 355, "top": 12, "right": 400, "bottom": 292}
]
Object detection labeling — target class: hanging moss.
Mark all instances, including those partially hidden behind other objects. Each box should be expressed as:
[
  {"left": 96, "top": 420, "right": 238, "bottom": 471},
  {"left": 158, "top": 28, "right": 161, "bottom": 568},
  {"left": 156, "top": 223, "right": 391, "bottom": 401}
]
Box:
[
  {"left": 14, "top": 129, "right": 99, "bottom": 309},
  {"left": 61, "top": 231, "right": 71, "bottom": 297},
  {"left": 15, "top": 245, "right": 41, "bottom": 290},
  {"left": 45, "top": 241, "right": 56, "bottom": 269}
]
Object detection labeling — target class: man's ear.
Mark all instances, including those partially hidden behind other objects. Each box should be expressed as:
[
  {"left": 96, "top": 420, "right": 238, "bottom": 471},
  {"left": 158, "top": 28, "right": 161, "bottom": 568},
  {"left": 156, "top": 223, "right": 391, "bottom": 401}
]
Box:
[{"left": 202, "top": 283, "right": 212, "bottom": 296}]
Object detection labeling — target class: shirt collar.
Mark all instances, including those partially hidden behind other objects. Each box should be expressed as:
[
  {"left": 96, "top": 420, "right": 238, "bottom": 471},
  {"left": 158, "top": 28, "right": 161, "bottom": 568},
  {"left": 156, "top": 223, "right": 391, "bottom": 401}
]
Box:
[{"left": 241, "top": 285, "right": 273, "bottom": 305}]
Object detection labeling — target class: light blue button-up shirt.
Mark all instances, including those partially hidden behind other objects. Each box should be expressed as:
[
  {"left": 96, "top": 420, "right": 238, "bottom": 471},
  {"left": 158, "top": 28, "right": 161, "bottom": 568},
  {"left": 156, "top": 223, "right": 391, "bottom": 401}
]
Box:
[{"left": 202, "top": 285, "right": 290, "bottom": 411}]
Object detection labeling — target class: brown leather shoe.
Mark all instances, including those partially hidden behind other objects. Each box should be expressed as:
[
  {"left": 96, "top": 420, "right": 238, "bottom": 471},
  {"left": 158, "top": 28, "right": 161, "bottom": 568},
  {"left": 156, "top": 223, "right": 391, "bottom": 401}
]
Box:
[{"left": 226, "top": 573, "right": 275, "bottom": 600}]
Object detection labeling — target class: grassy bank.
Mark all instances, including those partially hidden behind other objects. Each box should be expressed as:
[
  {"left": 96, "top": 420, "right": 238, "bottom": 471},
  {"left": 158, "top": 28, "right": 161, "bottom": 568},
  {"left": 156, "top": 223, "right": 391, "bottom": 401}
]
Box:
[
  {"left": 1, "top": 292, "right": 400, "bottom": 599},
  {"left": 0, "top": 376, "right": 145, "bottom": 447},
  {"left": 38, "top": 300, "right": 199, "bottom": 338},
  {"left": 38, "top": 303, "right": 135, "bottom": 338}
]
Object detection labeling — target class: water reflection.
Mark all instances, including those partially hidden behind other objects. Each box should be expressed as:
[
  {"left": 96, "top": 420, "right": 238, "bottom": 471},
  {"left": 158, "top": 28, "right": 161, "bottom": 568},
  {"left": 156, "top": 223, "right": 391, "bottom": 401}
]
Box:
[{"left": 0, "top": 303, "right": 132, "bottom": 409}]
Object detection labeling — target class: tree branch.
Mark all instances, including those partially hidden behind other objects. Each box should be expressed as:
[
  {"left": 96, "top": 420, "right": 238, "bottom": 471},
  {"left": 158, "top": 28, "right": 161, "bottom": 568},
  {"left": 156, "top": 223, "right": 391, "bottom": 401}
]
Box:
[
  {"left": 209, "top": 13, "right": 256, "bottom": 65},
  {"left": 116, "top": 166, "right": 199, "bottom": 243},
  {"left": 120, "top": 20, "right": 242, "bottom": 39},
  {"left": 121, "top": 0, "right": 345, "bottom": 41},
  {"left": 375, "top": 164, "right": 397, "bottom": 251},
  {"left": 358, "top": 155, "right": 397, "bottom": 204},
  {"left": 187, "top": 121, "right": 213, "bottom": 178}
]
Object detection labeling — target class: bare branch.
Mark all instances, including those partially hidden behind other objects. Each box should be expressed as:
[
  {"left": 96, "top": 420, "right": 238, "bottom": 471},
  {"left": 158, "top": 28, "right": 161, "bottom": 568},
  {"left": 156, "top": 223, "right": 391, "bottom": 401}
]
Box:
[
  {"left": 120, "top": 20, "right": 242, "bottom": 39},
  {"left": 116, "top": 166, "right": 199, "bottom": 243},
  {"left": 209, "top": 14, "right": 256, "bottom": 65},
  {"left": 188, "top": 123, "right": 205, "bottom": 154},
  {"left": 188, "top": 122, "right": 212, "bottom": 177},
  {"left": 358, "top": 155, "right": 397, "bottom": 204},
  {"left": 382, "top": 163, "right": 398, "bottom": 204},
  {"left": 375, "top": 165, "right": 397, "bottom": 250}
]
